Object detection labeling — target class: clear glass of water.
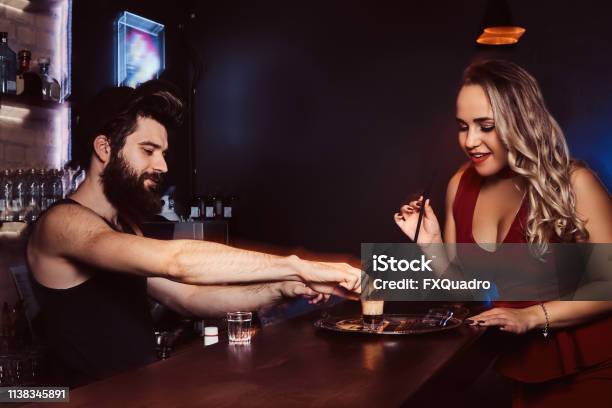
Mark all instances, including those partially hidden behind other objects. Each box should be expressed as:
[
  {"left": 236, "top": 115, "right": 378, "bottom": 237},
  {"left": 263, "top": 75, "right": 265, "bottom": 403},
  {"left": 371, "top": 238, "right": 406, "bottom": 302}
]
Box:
[{"left": 226, "top": 311, "right": 253, "bottom": 343}]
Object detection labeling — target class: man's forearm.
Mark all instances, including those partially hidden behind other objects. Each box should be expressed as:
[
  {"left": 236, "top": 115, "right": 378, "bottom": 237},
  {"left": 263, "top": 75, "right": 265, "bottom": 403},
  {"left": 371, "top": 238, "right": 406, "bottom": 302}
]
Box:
[
  {"left": 183, "top": 283, "right": 284, "bottom": 318},
  {"left": 166, "top": 240, "right": 301, "bottom": 285}
]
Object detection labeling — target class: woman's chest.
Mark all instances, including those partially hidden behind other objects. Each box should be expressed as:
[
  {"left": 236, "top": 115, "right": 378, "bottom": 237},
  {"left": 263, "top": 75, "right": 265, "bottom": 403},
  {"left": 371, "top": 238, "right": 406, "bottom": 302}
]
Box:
[{"left": 472, "top": 181, "right": 525, "bottom": 244}]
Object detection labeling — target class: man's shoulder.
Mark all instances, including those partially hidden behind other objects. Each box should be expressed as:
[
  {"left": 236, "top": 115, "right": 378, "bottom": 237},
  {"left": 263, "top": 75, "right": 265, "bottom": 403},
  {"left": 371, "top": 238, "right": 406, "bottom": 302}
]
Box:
[
  {"left": 36, "top": 200, "right": 93, "bottom": 230},
  {"left": 30, "top": 200, "right": 111, "bottom": 248}
]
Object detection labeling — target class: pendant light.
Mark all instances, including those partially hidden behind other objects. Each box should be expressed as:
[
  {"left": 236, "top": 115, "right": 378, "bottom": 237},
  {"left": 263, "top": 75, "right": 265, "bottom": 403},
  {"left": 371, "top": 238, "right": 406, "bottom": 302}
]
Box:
[{"left": 476, "top": 0, "right": 526, "bottom": 45}]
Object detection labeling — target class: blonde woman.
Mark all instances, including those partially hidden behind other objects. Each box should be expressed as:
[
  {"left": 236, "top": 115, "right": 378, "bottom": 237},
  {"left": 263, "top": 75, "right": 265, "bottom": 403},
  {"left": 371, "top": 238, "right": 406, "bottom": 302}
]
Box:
[{"left": 395, "top": 60, "right": 612, "bottom": 407}]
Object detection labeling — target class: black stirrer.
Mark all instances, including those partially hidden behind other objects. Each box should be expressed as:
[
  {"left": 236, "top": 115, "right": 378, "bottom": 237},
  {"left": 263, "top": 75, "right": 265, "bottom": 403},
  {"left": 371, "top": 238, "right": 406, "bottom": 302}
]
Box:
[
  {"left": 413, "top": 160, "right": 438, "bottom": 243},
  {"left": 410, "top": 114, "right": 447, "bottom": 243}
]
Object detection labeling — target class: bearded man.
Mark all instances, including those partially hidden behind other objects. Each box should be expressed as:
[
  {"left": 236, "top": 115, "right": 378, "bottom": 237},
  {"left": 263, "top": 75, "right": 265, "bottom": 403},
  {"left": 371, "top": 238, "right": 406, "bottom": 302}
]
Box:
[{"left": 26, "top": 80, "right": 360, "bottom": 387}]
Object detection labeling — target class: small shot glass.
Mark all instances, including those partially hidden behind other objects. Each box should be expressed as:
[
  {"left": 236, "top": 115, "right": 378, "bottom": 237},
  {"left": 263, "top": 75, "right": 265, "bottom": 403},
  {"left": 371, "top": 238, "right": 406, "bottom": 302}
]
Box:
[
  {"left": 226, "top": 311, "right": 253, "bottom": 343},
  {"left": 361, "top": 300, "right": 385, "bottom": 332}
]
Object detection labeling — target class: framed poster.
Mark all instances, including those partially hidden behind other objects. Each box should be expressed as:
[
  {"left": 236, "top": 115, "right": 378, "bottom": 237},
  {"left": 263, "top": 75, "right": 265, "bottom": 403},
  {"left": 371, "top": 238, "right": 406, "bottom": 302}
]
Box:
[{"left": 116, "top": 11, "right": 165, "bottom": 88}]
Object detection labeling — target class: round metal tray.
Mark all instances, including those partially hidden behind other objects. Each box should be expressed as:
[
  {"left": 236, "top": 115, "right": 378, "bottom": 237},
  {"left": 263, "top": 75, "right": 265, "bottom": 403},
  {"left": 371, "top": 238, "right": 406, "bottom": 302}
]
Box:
[{"left": 314, "top": 313, "right": 463, "bottom": 335}]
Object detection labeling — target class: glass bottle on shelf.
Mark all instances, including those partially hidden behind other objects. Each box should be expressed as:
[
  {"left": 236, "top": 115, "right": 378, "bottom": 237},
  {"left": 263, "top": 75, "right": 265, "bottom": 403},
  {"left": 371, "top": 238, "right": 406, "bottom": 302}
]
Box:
[
  {"left": 49, "top": 169, "right": 63, "bottom": 207},
  {"left": 35, "top": 168, "right": 47, "bottom": 214},
  {"left": 62, "top": 168, "right": 74, "bottom": 197},
  {"left": 16, "top": 49, "right": 29, "bottom": 95},
  {"left": 26, "top": 168, "right": 41, "bottom": 222},
  {"left": 39, "top": 168, "right": 50, "bottom": 210},
  {"left": 16, "top": 50, "right": 33, "bottom": 95},
  {"left": 17, "top": 50, "right": 29, "bottom": 74},
  {"left": 57, "top": 169, "right": 66, "bottom": 199},
  {"left": 1, "top": 169, "right": 15, "bottom": 221},
  {"left": 37, "top": 57, "right": 61, "bottom": 102},
  {"left": 0, "top": 169, "right": 10, "bottom": 221},
  {"left": 0, "top": 32, "right": 17, "bottom": 94},
  {"left": 14, "top": 169, "right": 26, "bottom": 222},
  {"left": 191, "top": 195, "right": 203, "bottom": 220},
  {"left": 204, "top": 195, "right": 216, "bottom": 218},
  {"left": 214, "top": 195, "right": 223, "bottom": 219},
  {"left": 223, "top": 195, "right": 237, "bottom": 218},
  {"left": 16, "top": 49, "right": 42, "bottom": 98}
]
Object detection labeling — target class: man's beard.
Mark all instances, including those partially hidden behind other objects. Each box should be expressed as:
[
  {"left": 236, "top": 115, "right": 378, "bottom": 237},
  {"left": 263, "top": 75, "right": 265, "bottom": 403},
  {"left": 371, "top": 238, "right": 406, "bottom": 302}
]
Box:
[{"left": 101, "top": 152, "right": 164, "bottom": 221}]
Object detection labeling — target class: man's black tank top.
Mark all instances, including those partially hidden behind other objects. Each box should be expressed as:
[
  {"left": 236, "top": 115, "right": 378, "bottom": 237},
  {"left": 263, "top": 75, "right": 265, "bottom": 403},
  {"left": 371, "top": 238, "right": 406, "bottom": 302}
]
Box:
[{"left": 27, "top": 198, "right": 156, "bottom": 387}]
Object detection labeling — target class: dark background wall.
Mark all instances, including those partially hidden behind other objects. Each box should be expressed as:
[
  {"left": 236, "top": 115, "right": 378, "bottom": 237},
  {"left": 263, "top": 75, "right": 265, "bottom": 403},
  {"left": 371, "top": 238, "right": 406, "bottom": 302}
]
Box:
[{"left": 73, "top": 1, "right": 612, "bottom": 256}]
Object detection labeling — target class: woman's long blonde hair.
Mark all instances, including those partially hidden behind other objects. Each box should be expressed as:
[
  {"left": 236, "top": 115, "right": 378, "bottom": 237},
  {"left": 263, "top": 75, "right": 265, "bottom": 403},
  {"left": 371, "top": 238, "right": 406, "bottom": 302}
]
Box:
[{"left": 461, "top": 60, "right": 588, "bottom": 252}]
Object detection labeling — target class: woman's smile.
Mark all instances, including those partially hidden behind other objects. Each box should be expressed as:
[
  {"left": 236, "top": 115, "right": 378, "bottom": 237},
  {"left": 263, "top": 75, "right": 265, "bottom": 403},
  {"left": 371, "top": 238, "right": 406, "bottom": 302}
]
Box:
[{"left": 468, "top": 151, "right": 492, "bottom": 164}]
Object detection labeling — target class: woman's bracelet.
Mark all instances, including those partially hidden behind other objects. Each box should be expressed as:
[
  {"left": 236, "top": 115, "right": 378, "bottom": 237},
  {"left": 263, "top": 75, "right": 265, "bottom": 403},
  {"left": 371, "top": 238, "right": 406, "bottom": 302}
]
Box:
[{"left": 540, "top": 303, "right": 550, "bottom": 338}]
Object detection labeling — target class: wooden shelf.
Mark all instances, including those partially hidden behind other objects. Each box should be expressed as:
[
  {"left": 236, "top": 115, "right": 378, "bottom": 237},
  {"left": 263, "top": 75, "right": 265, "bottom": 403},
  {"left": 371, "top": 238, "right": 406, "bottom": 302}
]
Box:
[
  {"left": 0, "top": 221, "right": 27, "bottom": 234},
  {"left": 0, "top": 222, "right": 27, "bottom": 252},
  {"left": 0, "top": 93, "right": 67, "bottom": 110},
  {"left": 25, "top": 0, "right": 66, "bottom": 14}
]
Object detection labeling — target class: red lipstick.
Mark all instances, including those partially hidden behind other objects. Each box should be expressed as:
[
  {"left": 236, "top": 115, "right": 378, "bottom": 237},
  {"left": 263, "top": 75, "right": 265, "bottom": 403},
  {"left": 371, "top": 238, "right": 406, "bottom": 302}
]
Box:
[{"left": 468, "top": 152, "right": 491, "bottom": 164}]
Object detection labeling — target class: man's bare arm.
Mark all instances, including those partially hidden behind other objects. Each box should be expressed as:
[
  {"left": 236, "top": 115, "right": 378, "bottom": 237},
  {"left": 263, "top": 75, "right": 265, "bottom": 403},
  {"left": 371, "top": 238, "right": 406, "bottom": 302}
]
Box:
[
  {"left": 147, "top": 278, "right": 318, "bottom": 318},
  {"left": 29, "top": 203, "right": 360, "bottom": 290}
]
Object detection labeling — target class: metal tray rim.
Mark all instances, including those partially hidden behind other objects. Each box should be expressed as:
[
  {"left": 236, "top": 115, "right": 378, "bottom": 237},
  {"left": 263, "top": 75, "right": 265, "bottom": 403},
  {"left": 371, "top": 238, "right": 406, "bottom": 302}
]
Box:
[{"left": 314, "top": 313, "right": 463, "bottom": 335}]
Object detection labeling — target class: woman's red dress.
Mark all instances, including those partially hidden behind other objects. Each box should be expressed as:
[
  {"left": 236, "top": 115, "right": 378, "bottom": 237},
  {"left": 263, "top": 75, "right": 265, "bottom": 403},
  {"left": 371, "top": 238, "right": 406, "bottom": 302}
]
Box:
[{"left": 453, "top": 165, "right": 612, "bottom": 407}]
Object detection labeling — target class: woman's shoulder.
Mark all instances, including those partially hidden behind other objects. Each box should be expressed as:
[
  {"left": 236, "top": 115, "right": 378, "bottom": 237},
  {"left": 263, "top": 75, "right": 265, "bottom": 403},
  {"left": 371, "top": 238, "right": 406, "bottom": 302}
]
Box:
[
  {"left": 569, "top": 161, "right": 611, "bottom": 243},
  {"left": 569, "top": 161, "right": 609, "bottom": 197},
  {"left": 447, "top": 162, "right": 473, "bottom": 192},
  {"left": 570, "top": 160, "right": 599, "bottom": 181},
  {"left": 446, "top": 162, "right": 473, "bottom": 208}
]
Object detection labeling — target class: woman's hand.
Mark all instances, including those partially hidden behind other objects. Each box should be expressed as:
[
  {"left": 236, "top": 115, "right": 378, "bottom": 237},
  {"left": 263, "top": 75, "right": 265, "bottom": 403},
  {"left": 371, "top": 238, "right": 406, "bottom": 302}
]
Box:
[
  {"left": 469, "top": 307, "right": 542, "bottom": 334},
  {"left": 394, "top": 197, "right": 442, "bottom": 244}
]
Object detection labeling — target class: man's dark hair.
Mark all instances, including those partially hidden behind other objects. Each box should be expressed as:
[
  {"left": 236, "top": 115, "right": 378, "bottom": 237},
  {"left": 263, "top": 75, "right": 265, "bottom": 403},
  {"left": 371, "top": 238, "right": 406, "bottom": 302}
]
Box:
[{"left": 70, "top": 80, "right": 184, "bottom": 170}]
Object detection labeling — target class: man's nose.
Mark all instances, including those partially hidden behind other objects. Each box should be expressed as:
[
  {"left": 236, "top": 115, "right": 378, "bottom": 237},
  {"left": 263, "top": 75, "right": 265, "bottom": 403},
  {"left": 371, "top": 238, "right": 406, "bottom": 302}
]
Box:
[{"left": 154, "top": 155, "right": 168, "bottom": 173}]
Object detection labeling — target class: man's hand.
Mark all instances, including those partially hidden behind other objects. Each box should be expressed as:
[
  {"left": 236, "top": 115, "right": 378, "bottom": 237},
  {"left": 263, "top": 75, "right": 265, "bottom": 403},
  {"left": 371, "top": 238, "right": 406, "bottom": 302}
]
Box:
[
  {"left": 288, "top": 257, "right": 361, "bottom": 296},
  {"left": 275, "top": 281, "right": 331, "bottom": 304}
]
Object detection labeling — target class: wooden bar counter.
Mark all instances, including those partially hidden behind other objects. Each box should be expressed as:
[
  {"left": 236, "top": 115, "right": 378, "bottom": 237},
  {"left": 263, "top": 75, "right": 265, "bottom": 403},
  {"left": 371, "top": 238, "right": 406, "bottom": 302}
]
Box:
[{"left": 43, "top": 301, "right": 496, "bottom": 407}]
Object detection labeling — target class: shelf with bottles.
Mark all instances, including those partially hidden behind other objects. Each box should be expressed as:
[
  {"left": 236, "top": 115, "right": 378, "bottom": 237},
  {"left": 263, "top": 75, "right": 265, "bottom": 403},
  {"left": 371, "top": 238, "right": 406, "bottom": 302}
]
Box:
[
  {"left": 189, "top": 194, "right": 238, "bottom": 221},
  {"left": 1, "top": 32, "right": 68, "bottom": 111},
  {"left": 1, "top": 167, "right": 71, "bottom": 224}
]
